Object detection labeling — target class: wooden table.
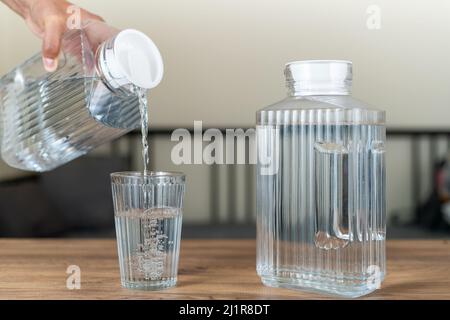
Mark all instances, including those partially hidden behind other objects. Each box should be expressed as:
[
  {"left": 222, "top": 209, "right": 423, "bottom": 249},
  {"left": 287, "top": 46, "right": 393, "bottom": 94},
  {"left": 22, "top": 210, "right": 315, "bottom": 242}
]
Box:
[{"left": 0, "top": 239, "right": 448, "bottom": 299}]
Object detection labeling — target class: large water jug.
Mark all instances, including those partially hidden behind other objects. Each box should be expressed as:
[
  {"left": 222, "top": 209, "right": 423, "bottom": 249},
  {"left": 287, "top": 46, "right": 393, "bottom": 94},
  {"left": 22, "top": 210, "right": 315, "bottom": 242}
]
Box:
[
  {"left": 256, "top": 60, "right": 386, "bottom": 297},
  {"left": 0, "top": 21, "right": 163, "bottom": 172}
]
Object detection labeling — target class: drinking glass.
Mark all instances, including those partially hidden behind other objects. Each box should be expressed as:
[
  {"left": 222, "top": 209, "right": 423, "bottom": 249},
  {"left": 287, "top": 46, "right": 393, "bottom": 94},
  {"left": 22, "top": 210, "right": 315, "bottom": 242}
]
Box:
[{"left": 111, "top": 171, "right": 185, "bottom": 290}]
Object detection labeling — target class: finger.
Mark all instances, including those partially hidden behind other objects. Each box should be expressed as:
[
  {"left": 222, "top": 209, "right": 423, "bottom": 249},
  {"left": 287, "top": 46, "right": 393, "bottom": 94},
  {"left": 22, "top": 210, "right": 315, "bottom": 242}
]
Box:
[{"left": 42, "top": 16, "right": 66, "bottom": 72}]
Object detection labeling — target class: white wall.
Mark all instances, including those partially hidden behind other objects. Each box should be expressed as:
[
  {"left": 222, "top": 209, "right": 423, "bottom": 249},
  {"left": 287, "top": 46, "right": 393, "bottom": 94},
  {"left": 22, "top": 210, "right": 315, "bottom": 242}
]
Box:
[{"left": 1, "top": 0, "right": 450, "bottom": 128}]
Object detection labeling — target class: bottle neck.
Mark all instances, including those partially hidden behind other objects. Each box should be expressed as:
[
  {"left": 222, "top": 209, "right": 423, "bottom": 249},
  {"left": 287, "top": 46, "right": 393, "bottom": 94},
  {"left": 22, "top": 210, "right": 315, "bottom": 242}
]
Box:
[
  {"left": 95, "top": 41, "right": 130, "bottom": 93},
  {"left": 287, "top": 80, "right": 351, "bottom": 96},
  {"left": 285, "top": 60, "right": 352, "bottom": 96}
]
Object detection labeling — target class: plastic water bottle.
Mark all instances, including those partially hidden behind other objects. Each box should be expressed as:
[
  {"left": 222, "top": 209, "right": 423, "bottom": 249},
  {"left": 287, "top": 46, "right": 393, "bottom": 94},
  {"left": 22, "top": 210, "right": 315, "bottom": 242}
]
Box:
[
  {"left": 0, "top": 21, "right": 163, "bottom": 172},
  {"left": 256, "top": 60, "right": 386, "bottom": 297}
]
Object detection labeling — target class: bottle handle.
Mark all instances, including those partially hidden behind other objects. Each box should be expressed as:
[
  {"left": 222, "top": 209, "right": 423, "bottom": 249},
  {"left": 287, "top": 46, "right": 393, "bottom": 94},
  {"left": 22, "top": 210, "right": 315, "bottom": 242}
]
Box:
[{"left": 314, "top": 141, "right": 350, "bottom": 250}]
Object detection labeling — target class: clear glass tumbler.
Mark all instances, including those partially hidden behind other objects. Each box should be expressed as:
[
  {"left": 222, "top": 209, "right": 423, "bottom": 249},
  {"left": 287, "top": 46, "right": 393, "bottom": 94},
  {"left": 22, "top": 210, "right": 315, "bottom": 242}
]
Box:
[{"left": 111, "top": 171, "right": 185, "bottom": 290}]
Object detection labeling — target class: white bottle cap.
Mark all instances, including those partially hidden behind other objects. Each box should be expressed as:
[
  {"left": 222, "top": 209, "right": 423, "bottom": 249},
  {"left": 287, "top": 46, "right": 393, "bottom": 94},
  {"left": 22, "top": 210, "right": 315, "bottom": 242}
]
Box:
[
  {"left": 100, "top": 29, "right": 164, "bottom": 89},
  {"left": 285, "top": 60, "right": 352, "bottom": 95}
]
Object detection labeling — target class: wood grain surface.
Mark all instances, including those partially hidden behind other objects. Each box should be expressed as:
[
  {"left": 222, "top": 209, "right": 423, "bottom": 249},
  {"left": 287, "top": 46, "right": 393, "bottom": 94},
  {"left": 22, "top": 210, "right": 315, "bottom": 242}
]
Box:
[{"left": 0, "top": 239, "right": 448, "bottom": 299}]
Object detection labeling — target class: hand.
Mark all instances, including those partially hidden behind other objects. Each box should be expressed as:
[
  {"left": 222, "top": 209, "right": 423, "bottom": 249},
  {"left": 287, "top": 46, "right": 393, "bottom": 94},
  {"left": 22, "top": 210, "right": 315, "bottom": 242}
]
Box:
[{"left": 1, "top": 0, "right": 103, "bottom": 71}]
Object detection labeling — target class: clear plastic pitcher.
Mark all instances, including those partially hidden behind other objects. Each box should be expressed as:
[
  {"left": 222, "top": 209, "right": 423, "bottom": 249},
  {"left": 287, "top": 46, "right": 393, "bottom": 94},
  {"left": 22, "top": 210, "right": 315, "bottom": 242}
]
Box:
[
  {"left": 0, "top": 21, "right": 163, "bottom": 172},
  {"left": 256, "top": 60, "right": 386, "bottom": 297}
]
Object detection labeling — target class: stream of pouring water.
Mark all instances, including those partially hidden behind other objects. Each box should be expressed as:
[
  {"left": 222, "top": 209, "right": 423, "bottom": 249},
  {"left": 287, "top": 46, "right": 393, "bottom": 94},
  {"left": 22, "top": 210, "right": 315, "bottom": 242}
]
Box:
[
  {"left": 135, "top": 87, "right": 150, "bottom": 211},
  {"left": 137, "top": 88, "right": 149, "bottom": 176}
]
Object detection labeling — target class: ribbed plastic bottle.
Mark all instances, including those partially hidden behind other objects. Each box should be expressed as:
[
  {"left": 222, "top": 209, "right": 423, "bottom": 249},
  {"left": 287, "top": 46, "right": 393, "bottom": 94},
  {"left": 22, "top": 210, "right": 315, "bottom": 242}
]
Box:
[
  {"left": 256, "top": 60, "right": 386, "bottom": 297},
  {"left": 0, "top": 21, "right": 163, "bottom": 172}
]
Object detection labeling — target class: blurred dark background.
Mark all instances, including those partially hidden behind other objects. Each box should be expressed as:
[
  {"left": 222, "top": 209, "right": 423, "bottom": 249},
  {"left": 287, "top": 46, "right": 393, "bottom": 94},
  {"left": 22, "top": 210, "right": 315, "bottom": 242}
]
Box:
[{"left": 0, "top": 129, "right": 449, "bottom": 239}]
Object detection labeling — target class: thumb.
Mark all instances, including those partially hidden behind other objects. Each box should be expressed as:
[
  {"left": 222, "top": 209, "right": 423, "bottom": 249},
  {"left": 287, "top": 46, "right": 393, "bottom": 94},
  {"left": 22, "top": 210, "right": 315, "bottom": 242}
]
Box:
[{"left": 42, "top": 17, "right": 66, "bottom": 72}]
